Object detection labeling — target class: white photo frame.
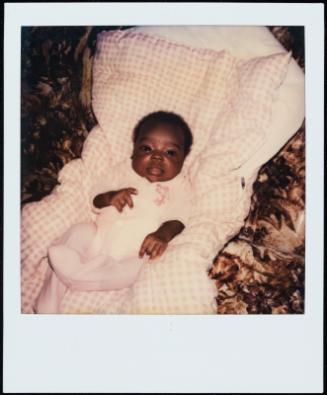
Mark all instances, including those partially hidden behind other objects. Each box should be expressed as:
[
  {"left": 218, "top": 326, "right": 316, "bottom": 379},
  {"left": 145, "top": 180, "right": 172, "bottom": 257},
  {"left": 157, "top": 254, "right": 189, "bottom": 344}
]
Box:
[{"left": 3, "top": 2, "right": 324, "bottom": 393}]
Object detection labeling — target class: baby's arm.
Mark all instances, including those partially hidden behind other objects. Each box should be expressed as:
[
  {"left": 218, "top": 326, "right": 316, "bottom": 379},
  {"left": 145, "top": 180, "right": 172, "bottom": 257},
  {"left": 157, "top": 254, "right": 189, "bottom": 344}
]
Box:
[
  {"left": 93, "top": 188, "right": 138, "bottom": 212},
  {"left": 139, "top": 220, "right": 185, "bottom": 260}
]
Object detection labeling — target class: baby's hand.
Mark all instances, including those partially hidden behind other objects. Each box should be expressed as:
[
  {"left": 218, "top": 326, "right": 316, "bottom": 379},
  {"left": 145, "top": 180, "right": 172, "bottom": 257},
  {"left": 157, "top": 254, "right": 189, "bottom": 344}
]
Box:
[
  {"left": 110, "top": 188, "right": 138, "bottom": 212},
  {"left": 139, "top": 231, "right": 168, "bottom": 261}
]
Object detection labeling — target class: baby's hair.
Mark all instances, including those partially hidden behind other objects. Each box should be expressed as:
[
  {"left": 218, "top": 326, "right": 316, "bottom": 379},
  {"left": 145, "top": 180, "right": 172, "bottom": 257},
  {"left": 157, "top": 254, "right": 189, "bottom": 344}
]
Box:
[{"left": 133, "top": 111, "right": 193, "bottom": 156}]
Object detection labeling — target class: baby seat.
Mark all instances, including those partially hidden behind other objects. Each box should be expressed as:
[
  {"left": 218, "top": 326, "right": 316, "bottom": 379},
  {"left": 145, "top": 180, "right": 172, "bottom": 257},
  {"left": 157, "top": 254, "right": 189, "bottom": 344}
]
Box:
[{"left": 21, "top": 26, "right": 304, "bottom": 314}]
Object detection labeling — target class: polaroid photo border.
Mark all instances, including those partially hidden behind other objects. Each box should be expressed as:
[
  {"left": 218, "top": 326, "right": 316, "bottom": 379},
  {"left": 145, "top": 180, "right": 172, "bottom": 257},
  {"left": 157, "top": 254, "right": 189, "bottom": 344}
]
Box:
[{"left": 3, "top": 2, "right": 324, "bottom": 393}]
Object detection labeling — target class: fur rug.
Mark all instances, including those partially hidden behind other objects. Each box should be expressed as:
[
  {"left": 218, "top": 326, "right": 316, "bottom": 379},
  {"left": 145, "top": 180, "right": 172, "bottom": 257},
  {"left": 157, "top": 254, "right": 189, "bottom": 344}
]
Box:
[{"left": 21, "top": 26, "right": 305, "bottom": 314}]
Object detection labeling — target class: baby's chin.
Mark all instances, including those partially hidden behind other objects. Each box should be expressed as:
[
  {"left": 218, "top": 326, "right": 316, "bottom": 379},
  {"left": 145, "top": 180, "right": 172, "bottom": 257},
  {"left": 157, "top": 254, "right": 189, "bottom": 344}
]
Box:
[
  {"left": 145, "top": 172, "right": 181, "bottom": 183},
  {"left": 137, "top": 170, "right": 179, "bottom": 183},
  {"left": 145, "top": 175, "right": 169, "bottom": 183}
]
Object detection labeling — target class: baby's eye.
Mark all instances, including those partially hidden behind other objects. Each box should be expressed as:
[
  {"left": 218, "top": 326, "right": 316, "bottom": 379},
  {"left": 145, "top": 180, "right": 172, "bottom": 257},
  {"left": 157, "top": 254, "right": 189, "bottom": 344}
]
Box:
[
  {"left": 166, "top": 150, "right": 177, "bottom": 157},
  {"left": 139, "top": 145, "right": 151, "bottom": 152}
]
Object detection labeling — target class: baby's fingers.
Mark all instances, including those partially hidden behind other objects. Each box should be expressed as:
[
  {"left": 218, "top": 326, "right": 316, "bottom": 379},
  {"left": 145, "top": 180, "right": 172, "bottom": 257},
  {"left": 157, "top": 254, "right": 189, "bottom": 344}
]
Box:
[
  {"left": 124, "top": 192, "right": 134, "bottom": 209},
  {"left": 116, "top": 203, "right": 123, "bottom": 213},
  {"left": 139, "top": 238, "right": 150, "bottom": 258},
  {"left": 112, "top": 199, "right": 124, "bottom": 212},
  {"left": 127, "top": 188, "right": 138, "bottom": 196},
  {"left": 150, "top": 242, "right": 167, "bottom": 260},
  {"left": 140, "top": 236, "right": 159, "bottom": 259},
  {"left": 149, "top": 243, "right": 161, "bottom": 260}
]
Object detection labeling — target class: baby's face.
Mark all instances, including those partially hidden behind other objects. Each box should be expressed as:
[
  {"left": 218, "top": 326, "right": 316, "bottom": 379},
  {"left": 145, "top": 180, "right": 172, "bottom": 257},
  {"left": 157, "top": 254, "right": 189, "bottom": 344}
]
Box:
[{"left": 132, "top": 125, "right": 186, "bottom": 182}]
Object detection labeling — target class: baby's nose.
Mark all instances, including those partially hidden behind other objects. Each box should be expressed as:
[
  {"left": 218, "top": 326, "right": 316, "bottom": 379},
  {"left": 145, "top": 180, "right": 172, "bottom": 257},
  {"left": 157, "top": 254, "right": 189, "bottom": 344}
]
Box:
[{"left": 151, "top": 150, "right": 163, "bottom": 160}]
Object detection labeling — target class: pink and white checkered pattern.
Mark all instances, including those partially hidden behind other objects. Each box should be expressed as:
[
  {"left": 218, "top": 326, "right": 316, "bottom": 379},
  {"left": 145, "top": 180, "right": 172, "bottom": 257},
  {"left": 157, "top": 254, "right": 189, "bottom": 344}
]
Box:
[{"left": 21, "top": 30, "right": 290, "bottom": 314}]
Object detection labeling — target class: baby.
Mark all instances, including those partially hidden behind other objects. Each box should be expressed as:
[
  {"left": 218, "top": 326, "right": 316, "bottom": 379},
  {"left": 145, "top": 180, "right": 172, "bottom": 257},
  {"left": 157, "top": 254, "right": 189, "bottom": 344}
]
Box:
[{"left": 35, "top": 111, "right": 193, "bottom": 313}]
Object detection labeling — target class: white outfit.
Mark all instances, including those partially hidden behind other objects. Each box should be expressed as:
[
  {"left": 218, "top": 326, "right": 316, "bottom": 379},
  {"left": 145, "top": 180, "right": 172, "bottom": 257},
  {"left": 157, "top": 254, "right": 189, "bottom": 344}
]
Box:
[
  {"left": 88, "top": 161, "right": 192, "bottom": 260},
  {"left": 35, "top": 161, "right": 192, "bottom": 313}
]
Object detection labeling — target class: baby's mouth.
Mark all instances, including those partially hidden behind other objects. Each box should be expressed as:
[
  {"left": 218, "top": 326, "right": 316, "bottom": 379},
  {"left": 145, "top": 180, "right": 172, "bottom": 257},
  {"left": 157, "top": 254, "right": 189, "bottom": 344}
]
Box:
[{"left": 146, "top": 166, "right": 164, "bottom": 176}]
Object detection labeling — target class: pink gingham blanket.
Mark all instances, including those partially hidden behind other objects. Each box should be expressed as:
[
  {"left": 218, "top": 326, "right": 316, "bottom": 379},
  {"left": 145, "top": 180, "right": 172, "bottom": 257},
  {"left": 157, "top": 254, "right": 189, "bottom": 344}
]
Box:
[{"left": 21, "top": 29, "right": 290, "bottom": 314}]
